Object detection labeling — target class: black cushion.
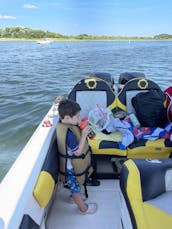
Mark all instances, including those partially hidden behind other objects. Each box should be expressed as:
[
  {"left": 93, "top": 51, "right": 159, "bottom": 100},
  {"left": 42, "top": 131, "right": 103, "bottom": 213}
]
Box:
[
  {"left": 134, "top": 159, "right": 172, "bottom": 201},
  {"left": 132, "top": 90, "right": 168, "bottom": 127}
]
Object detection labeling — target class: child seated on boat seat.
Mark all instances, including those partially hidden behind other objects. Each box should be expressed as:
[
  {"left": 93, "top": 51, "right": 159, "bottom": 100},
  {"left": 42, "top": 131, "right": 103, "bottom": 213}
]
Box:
[{"left": 57, "top": 99, "right": 97, "bottom": 214}]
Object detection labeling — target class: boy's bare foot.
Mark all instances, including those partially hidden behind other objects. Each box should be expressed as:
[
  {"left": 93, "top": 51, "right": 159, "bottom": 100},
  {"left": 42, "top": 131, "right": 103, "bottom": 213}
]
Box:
[
  {"left": 69, "top": 194, "right": 87, "bottom": 204},
  {"left": 79, "top": 203, "right": 97, "bottom": 214}
]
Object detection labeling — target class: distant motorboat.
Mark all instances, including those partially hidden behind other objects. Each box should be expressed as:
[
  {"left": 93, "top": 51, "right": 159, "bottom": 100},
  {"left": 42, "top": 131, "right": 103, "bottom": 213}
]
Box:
[{"left": 37, "top": 38, "right": 53, "bottom": 44}]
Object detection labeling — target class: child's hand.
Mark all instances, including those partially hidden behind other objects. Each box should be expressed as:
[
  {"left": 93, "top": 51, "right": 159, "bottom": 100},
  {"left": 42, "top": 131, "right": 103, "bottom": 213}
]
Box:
[{"left": 81, "top": 125, "right": 90, "bottom": 137}]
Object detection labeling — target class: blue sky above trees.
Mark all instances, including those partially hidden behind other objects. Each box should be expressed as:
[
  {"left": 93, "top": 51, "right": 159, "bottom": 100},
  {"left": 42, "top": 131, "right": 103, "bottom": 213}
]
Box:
[{"left": 1, "top": 0, "right": 172, "bottom": 36}]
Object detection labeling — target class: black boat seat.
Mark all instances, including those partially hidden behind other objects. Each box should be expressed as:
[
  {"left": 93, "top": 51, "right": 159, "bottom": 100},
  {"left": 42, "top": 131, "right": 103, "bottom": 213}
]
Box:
[
  {"left": 118, "top": 72, "right": 146, "bottom": 92},
  {"left": 115, "top": 78, "right": 172, "bottom": 158},
  {"left": 68, "top": 77, "right": 127, "bottom": 156},
  {"left": 120, "top": 159, "right": 172, "bottom": 229},
  {"left": 89, "top": 72, "right": 115, "bottom": 91},
  {"left": 68, "top": 77, "right": 172, "bottom": 158},
  {"left": 116, "top": 77, "right": 162, "bottom": 114},
  {"left": 68, "top": 77, "right": 116, "bottom": 117}
]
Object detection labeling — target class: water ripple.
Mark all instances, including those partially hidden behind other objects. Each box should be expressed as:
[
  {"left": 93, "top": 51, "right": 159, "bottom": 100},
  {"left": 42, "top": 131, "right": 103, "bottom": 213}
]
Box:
[{"left": 0, "top": 41, "right": 171, "bottom": 180}]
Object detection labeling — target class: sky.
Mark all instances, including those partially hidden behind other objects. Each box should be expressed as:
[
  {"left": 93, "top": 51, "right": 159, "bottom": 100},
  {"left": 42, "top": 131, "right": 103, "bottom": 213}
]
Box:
[{"left": 0, "top": 0, "right": 172, "bottom": 37}]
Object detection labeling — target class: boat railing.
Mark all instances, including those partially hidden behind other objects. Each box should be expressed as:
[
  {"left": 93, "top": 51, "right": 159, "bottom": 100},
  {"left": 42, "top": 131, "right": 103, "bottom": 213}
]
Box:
[{"left": 0, "top": 105, "right": 59, "bottom": 229}]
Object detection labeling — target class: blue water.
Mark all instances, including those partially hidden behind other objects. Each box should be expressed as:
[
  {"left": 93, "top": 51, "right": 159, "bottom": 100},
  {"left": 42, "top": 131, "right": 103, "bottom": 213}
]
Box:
[{"left": 0, "top": 41, "right": 172, "bottom": 181}]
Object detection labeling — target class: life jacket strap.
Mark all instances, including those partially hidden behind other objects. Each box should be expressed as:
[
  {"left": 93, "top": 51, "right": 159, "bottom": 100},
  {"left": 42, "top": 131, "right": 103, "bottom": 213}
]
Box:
[
  {"left": 83, "top": 183, "right": 88, "bottom": 198},
  {"left": 58, "top": 164, "right": 92, "bottom": 177},
  {"left": 58, "top": 148, "right": 90, "bottom": 159}
]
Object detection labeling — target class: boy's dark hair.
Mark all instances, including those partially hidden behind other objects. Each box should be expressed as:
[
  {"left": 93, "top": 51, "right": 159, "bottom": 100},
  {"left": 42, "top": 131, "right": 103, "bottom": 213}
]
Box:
[{"left": 58, "top": 99, "right": 81, "bottom": 119}]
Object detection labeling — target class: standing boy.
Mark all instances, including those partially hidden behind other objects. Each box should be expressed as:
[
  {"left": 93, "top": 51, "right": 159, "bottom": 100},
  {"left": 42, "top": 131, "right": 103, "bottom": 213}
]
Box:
[{"left": 57, "top": 99, "right": 97, "bottom": 214}]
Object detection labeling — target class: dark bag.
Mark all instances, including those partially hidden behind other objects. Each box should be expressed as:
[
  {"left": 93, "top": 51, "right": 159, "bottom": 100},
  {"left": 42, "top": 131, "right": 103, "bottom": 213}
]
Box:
[{"left": 132, "top": 90, "right": 168, "bottom": 127}]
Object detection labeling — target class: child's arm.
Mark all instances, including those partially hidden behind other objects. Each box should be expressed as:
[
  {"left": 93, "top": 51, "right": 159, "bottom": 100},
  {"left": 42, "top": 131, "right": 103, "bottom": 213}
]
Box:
[{"left": 73, "top": 126, "right": 90, "bottom": 156}]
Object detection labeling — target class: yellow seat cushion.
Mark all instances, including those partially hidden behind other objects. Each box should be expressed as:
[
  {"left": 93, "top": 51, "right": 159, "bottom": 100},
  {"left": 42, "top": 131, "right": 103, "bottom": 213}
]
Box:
[
  {"left": 33, "top": 171, "right": 55, "bottom": 208},
  {"left": 92, "top": 126, "right": 122, "bottom": 142},
  {"left": 88, "top": 127, "right": 127, "bottom": 156}
]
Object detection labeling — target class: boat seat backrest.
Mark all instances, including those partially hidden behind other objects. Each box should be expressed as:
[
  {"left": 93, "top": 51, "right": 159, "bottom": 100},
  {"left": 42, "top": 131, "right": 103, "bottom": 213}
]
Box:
[
  {"left": 68, "top": 77, "right": 116, "bottom": 118},
  {"left": 134, "top": 159, "right": 172, "bottom": 201},
  {"left": 76, "top": 90, "right": 107, "bottom": 118},
  {"left": 120, "top": 159, "right": 172, "bottom": 229},
  {"left": 120, "top": 159, "right": 172, "bottom": 201},
  {"left": 116, "top": 78, "right": 162, "bottom": 113}
]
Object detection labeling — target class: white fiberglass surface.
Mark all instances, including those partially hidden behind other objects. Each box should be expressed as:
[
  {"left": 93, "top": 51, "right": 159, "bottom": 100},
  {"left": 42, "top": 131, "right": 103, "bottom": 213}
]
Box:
[{"left": 46, "top": 180, "right": 123, "bottom": 229}]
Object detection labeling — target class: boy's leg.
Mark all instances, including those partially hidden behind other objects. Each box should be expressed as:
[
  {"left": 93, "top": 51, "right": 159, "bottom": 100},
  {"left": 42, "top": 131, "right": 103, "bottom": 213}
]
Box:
[
  {"left": 71, "top": 193, "right": 88, "bottom": 212},
  {"left": 67, "top": 169, "right": 97, "bottom": 214},
  {"left": 66, "top": 169, "right": 87, "bottom": 211}
]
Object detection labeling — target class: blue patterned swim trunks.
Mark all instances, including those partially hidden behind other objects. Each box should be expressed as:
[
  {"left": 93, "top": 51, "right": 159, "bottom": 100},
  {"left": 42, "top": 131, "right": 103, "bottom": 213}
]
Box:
[{"left": 66, "top": 168, "right": 81, "bottom": 194}]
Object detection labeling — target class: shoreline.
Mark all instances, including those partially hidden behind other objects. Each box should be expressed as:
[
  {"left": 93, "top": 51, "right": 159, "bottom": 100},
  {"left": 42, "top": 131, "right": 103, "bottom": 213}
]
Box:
[{"left": 1, "top": 38, "right": 172, "bottom": 42}]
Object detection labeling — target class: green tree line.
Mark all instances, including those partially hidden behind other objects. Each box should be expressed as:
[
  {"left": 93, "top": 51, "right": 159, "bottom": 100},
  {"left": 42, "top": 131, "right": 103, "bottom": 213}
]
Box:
[
  {"left": 0, "top": 27, "right": 172, "bottom": 40},
  {"left": 153, "top": 34, "right": 172, "bottom": 39},
  {"left": 0, "top": 27, "right": 65, "bottom": 39}
]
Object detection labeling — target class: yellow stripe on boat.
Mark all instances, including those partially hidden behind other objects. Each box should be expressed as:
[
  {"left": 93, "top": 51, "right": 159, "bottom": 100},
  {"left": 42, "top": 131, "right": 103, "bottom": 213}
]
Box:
[
  {"left": 127, "top": 139, "right": 171, "bottom": 159},
  {"left": 108, "top": 98, "right": 117, "bottom": 111},
  {"left": 33, "top": 171, "right": 55, "bottom": 208},
  {"left": 115, "top": 97, "right": 126, "bottom": 111}
]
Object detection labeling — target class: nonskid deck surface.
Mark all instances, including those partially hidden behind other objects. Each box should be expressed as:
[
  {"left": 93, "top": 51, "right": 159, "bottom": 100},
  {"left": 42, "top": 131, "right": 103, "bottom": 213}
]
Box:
[{"left": 46, "top": 180, "right": 123, "bottom": 229}]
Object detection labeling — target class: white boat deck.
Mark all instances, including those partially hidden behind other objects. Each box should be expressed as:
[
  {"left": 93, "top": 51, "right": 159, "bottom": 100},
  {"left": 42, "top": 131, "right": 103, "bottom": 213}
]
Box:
[{"left": 46, "top": 180, "right": 123, "bottom": 229}]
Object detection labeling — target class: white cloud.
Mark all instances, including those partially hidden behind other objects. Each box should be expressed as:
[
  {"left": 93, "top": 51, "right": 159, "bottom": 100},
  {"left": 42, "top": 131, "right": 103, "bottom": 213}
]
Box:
[
  {"left": 0, "top": 15, "right": 16, "bottom": 20},
  {"left": 23, "top": 4, "right": 38, "bottom": 9}
]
